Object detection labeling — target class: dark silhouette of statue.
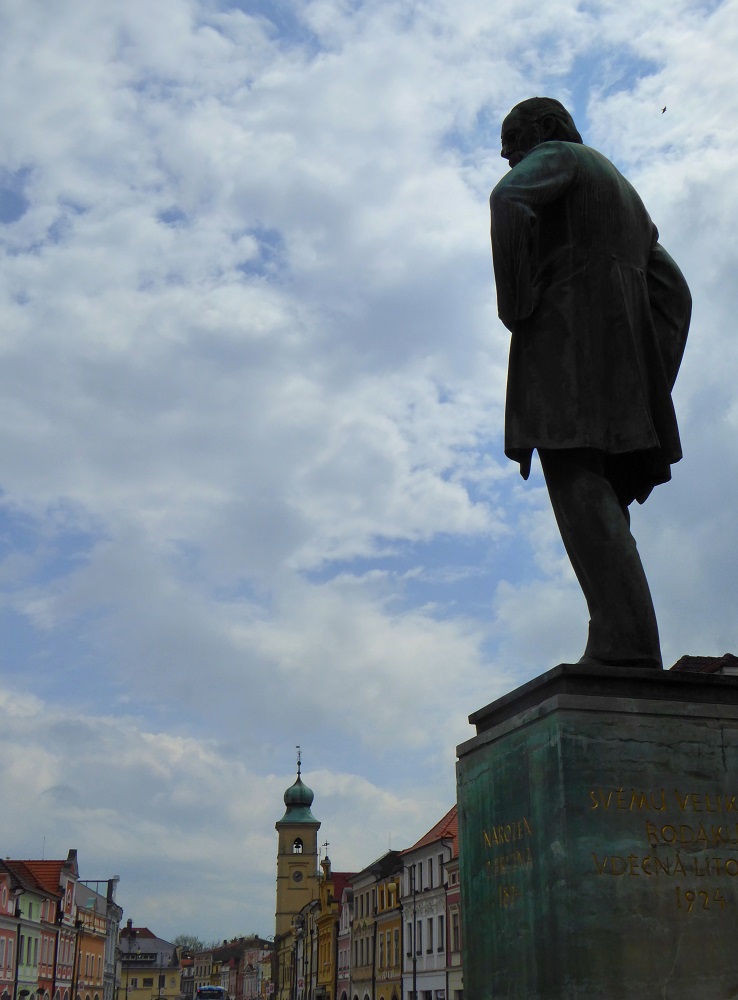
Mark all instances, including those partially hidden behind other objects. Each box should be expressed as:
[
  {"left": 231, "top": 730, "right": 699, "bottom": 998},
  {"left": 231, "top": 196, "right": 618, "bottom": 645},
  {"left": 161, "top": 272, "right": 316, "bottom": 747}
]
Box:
[{"left": 490, "top": 98, "right": 691, "bottom": 669}]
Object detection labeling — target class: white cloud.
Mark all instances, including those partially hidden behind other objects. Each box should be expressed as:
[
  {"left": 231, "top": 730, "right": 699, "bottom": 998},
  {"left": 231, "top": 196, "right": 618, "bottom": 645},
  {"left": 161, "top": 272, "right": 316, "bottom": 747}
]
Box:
[{"left": 0, "top": 0, "right": 737, "bottom": 943}]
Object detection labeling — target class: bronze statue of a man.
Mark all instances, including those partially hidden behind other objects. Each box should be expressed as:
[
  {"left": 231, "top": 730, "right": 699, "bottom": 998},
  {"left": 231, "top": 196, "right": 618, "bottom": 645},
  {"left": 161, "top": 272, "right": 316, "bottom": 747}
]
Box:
[{"left": 490, "top": 98, "right": 691, "bottom": 669}]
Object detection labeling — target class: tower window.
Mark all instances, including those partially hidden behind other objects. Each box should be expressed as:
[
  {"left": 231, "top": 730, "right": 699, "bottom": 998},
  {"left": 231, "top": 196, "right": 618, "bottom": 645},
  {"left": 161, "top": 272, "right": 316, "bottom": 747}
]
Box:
[{"left": 292, "top": 838, "right": 303, "bottom": 854}]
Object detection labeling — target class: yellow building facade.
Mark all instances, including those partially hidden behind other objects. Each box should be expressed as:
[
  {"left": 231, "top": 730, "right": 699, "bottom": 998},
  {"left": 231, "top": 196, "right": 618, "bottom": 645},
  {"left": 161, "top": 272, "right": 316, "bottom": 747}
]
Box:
[
  {"left": 274, "top": 758, "right": 321, "bottom": 1000},
  {"left": 119, "top": 924, "right": 180, "bottom": 1000}
]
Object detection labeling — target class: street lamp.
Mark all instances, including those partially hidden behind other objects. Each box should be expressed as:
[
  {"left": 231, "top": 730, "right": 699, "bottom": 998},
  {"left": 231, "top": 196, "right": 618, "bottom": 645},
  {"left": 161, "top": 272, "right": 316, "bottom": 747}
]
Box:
[
  {"left": 401, "top": 867, "right": 417, "bottom": 1000},
  {"left": 123, "top": 930, "right": 139, "bottom": 1000}
]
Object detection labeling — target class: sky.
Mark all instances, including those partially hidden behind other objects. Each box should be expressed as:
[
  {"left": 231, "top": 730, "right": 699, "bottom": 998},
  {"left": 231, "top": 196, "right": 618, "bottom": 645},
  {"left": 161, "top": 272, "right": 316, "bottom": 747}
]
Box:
[{"left": 1, "top": 0, "right": 737, "bottom": 943}]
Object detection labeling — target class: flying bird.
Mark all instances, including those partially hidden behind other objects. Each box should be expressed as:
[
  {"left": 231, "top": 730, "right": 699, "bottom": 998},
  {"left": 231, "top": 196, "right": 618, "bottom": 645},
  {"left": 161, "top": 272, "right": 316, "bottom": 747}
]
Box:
[{"left": 662, "top": 106, "right": 667, "bottom": 113}]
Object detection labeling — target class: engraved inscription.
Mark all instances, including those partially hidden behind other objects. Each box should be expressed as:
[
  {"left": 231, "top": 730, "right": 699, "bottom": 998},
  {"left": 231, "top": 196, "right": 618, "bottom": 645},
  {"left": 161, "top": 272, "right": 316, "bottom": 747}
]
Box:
[
  {"left": 482, "top": 815, "right": 533, "bottom": 907},
  {"left": 588, "top": 787, "right": 738, "bottom": 910}
]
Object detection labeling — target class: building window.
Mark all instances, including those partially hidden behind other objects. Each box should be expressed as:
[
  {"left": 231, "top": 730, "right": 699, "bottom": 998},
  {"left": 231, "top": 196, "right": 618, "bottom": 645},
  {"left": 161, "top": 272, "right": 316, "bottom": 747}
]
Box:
[
  {"left": 416, "top": 864, "right": 423, "bottom": 891},
  {"left": 406, "top": 924, "right": 412, "bottom": 958},
  {"left": 451, "top": 911, "right": 460, "bottom": 953},
  {"left": 416, "top": 922, "right": 422, "bottom": 955},
  {"left": 426, "top": 919, "right": 433, "bottom": 953},
  {"left": 0, "top": 937, "right": 6, "bottom": 967},
  {"left": 130, "top": 979, "right": 138, "bottom": 989},
  {"left": 437, "top": 915, "right": 444, "bottom": 951},
  {"left": 428, "top": 859, "right": 433, "bottom": 889},
  {"left": 394, "top": 929, "right": 400, "bottom": 967},
  {"left": 142, "top": 979, "right": 153, "bottom": 989}
]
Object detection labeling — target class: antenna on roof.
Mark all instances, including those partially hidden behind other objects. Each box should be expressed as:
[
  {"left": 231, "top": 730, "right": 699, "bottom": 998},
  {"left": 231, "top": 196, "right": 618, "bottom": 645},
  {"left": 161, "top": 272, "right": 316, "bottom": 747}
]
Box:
[{"left": 42, "top": 837, "right": 45, "bottom": 860}]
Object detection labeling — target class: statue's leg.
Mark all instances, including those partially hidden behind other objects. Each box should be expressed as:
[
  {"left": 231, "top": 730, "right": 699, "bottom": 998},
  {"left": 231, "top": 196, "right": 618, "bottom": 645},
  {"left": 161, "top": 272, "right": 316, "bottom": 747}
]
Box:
[{"left": 538, "top": 448, "right": 662, "bottom": 669}]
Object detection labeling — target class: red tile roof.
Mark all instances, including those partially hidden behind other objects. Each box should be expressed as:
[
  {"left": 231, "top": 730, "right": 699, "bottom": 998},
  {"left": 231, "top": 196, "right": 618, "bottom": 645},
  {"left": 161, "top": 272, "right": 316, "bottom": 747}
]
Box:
[
  {"left": 3, "top": 860, "right": 58, "bottom": 896},
  {"left": 121, "top": 927, "right": 158, "bottom": 940},
  {"left": 16, "top": 861, "right": 66, "bottom": 897},
  {"left": 403, "top": 805, "right": 458, "bottom": 857},
  {"left": 330, "top": 872, "right": 354, "bottom": 901},
  {"left": 670, "top": 653, "right": 738, "bottom": 673}
]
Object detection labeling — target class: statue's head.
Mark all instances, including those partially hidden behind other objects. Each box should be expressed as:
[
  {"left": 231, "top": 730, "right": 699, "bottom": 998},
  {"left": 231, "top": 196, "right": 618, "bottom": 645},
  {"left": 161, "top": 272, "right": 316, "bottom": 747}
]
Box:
[{"left": 501, "top": 97, "right": 583, "bottom": 168}]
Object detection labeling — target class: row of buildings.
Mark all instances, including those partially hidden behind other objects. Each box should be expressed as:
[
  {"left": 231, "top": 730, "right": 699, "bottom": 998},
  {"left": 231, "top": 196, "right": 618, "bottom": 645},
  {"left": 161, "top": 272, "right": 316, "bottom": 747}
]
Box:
[
  {"left": 0, "top": 852, "right": 123, "bottom": 1000},
  {"left": 0, "top": 851, "right": 273, "bottom": 1000},
  {"left": 1, "top": 759, "right": 466, "bottom": 1000},
  {"left": 272, "top": 760, "right": 463, "bottom": 1000},
  {"left": 181, "top": 936, "right": 273, "bottom": 1000}
]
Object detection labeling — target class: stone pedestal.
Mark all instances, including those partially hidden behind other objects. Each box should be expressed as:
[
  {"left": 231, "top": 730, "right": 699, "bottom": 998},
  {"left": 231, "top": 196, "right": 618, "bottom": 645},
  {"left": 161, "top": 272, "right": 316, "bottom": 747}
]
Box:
[{"left": 456, "top": 664, "right": 738, "bottom": 999}]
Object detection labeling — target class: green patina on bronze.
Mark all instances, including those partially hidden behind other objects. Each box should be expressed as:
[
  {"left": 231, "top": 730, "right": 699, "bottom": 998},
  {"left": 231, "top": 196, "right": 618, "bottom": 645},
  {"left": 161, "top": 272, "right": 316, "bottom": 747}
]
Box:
[{"left": 457, "top": 667, "right": 738, "bottom": 999}]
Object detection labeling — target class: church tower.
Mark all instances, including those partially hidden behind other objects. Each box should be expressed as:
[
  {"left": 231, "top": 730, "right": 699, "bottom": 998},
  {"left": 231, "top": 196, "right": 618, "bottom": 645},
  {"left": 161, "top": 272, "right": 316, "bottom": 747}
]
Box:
[
  {"left": 275, "top": 748, "right": 321, "bottom": 935},
  {"left": 274, "top": 749, "right": 321, "bottom": 998}
]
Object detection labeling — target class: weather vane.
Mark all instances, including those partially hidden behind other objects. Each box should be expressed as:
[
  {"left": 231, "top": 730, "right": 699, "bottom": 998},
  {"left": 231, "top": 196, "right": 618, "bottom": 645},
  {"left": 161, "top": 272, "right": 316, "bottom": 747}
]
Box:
[{"left": 296, "top": 744, "right": 301, "bottom": 775}]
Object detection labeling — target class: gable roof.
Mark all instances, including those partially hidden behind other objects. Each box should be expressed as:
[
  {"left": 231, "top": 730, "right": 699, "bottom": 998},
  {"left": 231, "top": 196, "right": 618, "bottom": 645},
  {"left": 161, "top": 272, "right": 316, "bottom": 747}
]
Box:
[
  {"left": 121, "top": 926, "right": 158, "bottom": 941},
  {"left": 670, "top": 652, "right": 738, "bottom": 673},
  {"left": 16, "top": 861, "right": 67, "bottom": 897},
  {"left": 2, "top": 860, "right": 59, "bottom": 897},
  {"left": 402, "top": 804, "right": 458, "bottom": 858},
  {"left": 330, "top": 872, "right": 353, "bottom": 901}
]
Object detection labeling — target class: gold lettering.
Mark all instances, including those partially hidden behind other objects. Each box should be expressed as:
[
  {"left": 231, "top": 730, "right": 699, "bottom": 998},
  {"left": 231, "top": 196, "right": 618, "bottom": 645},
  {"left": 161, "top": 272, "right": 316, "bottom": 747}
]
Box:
[
  {"left": 693, "top": 857, "right": 709, "bottom": 877},
  {"left": 652, "top": 789, "right": 667, "bottom": 811},
  {"left": 630, "top": 790, "right": 650, "bottom": 811},
  {"left": 675, "top": 790, "right": 689, "bottom": 811},
  {"left": 695, "top": 824, "right": 710, "bottom": 846},
  {"left": 610, "top": 856, "right": 627, "bottom": 876},
  {"left": 593, "top": 789, "right": 614, "bottom": 810},
  {"left": 725, "top": 859, "right": 738, "bottom": 877},
  {"left": 645, "top": 821, "right": 659, "bottom": 846},
  {"left": 592, "top": 853, "right": 608, "bottom": 875},
  {"left": 654, "top": 856, "right": 671, "bottom": 876},
  {"left": 691, "top": 794, "right": 703, "bottom": 812}
]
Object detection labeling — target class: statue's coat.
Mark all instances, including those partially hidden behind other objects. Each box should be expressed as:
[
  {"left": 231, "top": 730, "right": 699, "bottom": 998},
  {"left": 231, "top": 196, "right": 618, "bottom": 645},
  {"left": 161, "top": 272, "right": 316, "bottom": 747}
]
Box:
[{"left": 490, "top": 140, "right": 691, "bottom": 503}]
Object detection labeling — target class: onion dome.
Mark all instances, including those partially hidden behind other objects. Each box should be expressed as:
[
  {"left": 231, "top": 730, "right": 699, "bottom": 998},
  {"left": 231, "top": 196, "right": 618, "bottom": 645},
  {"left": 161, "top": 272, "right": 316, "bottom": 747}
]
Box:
[{"left": 278, "top": 753, "right": 319, "bottom": 824}]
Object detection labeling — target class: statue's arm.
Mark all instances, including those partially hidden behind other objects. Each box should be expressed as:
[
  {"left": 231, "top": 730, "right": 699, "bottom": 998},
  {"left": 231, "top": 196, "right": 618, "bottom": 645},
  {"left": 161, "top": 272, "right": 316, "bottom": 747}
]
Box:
[
  {"left": 647, "top": 242, "right": 691, "bottom": 388},
  {"left": 490, "top": 141, "right": 578, "bottom": 328}
]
